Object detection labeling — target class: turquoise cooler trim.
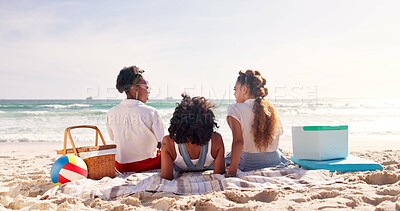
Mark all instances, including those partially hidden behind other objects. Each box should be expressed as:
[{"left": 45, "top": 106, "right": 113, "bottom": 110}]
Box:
[
  {"left": 303, "top": 125, "right": 348, "bottom": 131},
  {"left": 291, "top": 155, "right": 383, "bottom": 172}
]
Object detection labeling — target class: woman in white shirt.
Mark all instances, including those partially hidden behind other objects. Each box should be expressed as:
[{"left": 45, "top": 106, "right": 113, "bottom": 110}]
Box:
[
  {"left": 226, "top": 70, "right": 288, "bottom": 177},
  {"left": 107, "top": 66, "right": 164, "bottom": 173}
]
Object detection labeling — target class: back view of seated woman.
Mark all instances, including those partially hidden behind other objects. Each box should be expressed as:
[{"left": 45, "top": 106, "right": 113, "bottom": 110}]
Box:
[
  {"left": 226, "top": 70, "right": 288, "bottom": 177},
  {"left": 161, "top": 94, "right": 225, "bottom": 180},
  {"left": 107, "top": 66, "right": 164, "bottom": 173}
]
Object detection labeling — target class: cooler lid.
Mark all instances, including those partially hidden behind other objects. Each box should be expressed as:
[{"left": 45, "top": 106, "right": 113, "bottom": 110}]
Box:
[{"left": 303, "top": 125, "right": 348, "bottom": 131}]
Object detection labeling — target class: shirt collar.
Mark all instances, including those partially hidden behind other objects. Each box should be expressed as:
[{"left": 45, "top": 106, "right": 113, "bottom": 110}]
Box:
[
  {"left": 244, "top": 98, "right": 255, "bottom": 105},
  {"left": 121, "top": 99, "right": 143, "bottom": 106}
]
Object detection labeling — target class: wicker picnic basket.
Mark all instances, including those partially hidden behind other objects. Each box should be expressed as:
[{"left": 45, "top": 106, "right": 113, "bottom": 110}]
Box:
[{"left": 56, "top": 125, "right": 116, "bottom": 180}]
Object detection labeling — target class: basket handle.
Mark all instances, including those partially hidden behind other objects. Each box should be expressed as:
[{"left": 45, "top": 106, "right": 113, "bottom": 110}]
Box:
[{"left": 62, "top": 125, "right": 107, "bottom": 156}]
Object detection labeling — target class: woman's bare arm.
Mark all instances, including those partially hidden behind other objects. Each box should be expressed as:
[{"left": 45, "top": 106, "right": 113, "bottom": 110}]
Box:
[
  {"left": 211, "top": 132, "right": 225, "bottom": 175},
  {"left": 160, "top": 136, "right": 175, "bottom": 180},
  {"left": 226, "top": 116, "right": 244, "bottom": 177}
]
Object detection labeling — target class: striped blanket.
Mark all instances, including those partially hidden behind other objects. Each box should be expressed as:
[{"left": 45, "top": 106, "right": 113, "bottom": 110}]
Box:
[{"left": 44, "top": 166, "right": 340, "bottom": 200}]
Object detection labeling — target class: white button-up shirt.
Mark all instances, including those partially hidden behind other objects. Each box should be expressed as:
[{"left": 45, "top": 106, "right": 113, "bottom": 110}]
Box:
[{"left": 106, "top": 99, "right": 164, "bottom": 163}]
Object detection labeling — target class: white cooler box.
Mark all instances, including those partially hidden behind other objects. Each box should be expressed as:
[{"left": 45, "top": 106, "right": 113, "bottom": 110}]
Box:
[{"left": 292, "top": 125, "right": 348, "bottom": 160}]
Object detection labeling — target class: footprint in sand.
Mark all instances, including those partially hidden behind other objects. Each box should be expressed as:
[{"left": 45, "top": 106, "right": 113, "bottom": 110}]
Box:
[
  {"left": 224, "top": 189, "right": 279, "bottom": 204},
  {"left": 317, "top": 205, "right": 349, "bottom": 210},
  {"left": 252, "top": 189, "right": 279, "bottom": 203},
  {"left": 52, "top": 197, "right": 81, "bottom": 206},
  {"left": 310, "top": 190, "right": 340, "bottom": 200},
  {"left": 290, "top": 194, "right": 310, "bottom": 203},
  {"left": 120, "top": 196, "right": 141, "bottom": 207},
  {"left": 363, "top": 171, "right": 400, "bottom": 185},
  {"left": 382, "top": 160, "right": 398, "bottom": 165},
  {"left": 342, "top": 196, "right": 360, "bottom": 208},
  {"left": 35, "top": 155, "right": 50, "bottom": 159},
  {"left": 376, "top": 188, "right": 400, "bottom": 196},
  {"left": 151, "top": 197, "right": 176, "bottom": 210},
  {"left": 195, "top": 199, "right": 221, "bottom": 211},
  {"left": 361, "top": 195, "right": 398, "bottom": 206}
]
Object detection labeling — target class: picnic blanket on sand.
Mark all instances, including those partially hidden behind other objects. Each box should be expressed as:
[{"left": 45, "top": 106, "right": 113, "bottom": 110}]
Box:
[{"left": 44, "top": 167, "right": 341, "bottom": 200}]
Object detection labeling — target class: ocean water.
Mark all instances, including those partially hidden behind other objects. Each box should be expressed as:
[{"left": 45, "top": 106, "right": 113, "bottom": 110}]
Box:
[{"left": 1, "top": 98, "right": 399, "bottom": 148}]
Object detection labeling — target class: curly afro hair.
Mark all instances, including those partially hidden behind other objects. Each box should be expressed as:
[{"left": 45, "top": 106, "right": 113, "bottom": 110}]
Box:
[{"left": 168, "top": 94, "right": 219, "bottom": 145}]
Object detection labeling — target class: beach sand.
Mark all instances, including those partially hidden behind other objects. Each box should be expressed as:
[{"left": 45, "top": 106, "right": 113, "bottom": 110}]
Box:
[{"left": 0, "top": 140, "right": 399, "bottom": 211}]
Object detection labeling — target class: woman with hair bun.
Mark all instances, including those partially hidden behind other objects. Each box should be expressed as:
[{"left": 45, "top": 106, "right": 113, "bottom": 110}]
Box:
[
  {"left": 106, "top": 65, "right": 164, "bottom": 173},
  {"left": 161, "top": 94, "right": 225, "bottom": 180},
  {"left": 226, "top": 70, "right": 288, "bottom": 177}
]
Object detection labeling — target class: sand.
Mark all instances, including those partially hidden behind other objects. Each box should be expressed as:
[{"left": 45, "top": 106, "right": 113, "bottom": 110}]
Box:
[{"left": 0, "top": 140, "right": 399, "bottom": 211}]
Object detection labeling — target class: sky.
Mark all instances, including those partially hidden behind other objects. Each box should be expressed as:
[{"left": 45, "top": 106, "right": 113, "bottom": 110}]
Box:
[{"left": 0, "top": 0, "right": 399, "bottom": 100}]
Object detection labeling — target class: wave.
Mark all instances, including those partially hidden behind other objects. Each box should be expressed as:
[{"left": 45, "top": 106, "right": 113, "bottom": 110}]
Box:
[
  {"left": 20, "top": 111, "right": 49, "bottom": 115},
  {"left": 270, "top": 99, "right": 400, "bottom": 110},
  {"left": 84, "top": 109, "right": 109, "bottom": 115},
  {"left": 279, "top": 107, "right": 400, "bottom": 116},
  {"left": 39, "top": 104, "right": 90, "bottom": 109},
  {"left": 0, "top": 137, "right": 58, "bottom": 142},
  {"left": 0, "top": 132, "right": 103, "bottom": 142}
]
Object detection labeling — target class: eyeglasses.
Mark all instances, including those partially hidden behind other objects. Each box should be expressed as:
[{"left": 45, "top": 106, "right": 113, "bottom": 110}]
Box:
[{"left": 136, "top": 84, "right": 151, "bottom": 92}]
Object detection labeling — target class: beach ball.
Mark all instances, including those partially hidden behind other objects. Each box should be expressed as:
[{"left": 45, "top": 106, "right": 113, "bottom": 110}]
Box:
[{"left": 51, "top": 155, "right": 88, "bottom": 185}]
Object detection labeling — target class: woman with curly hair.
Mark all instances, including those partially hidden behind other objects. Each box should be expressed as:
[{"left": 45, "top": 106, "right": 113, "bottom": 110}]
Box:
[
  {"left": 106, "top": 65, "right": 164, "bottom": 173},
  {"left": 226, "top": 70, "right": 288, "bottom": 177},
  {"left": 161, "top": 94, "right": 225, "bottom": 180}
]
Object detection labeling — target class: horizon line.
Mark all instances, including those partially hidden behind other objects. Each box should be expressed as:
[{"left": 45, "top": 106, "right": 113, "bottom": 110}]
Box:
[{"left": 1, "top": 97, "right": 399, "bottom": 101}]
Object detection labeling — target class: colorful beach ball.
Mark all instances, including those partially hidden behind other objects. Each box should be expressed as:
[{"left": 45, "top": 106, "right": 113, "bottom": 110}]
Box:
[{"left": 51, "top": 155, "right": 88, "bottom": 185}]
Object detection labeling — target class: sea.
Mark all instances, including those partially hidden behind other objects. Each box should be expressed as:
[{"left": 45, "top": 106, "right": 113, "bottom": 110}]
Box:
[{"left": 1, "top": 98, "right": 399, "bottom": 150}]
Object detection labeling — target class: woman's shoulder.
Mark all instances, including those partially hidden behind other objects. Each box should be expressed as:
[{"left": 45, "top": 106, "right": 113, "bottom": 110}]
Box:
[
  {"left": 210, "top": 132, "right": 224, "bottom": 159},
  {"left": 211, "top": 132, "right": 223, "bottom": 147},
  {"left": 137, "top": 103, "right": 162, "bottom": 116},
  {"left": 106, "top": 103, "right": 123, "bottom": 115},
  {"left": 227, "top": 103, "right": 239, "bottom": 113},
  {"left": 138, "top": 102, "right": 157, "bottom": 110},
  {"left": 228, "top": 102, "right": 253, "bottom": 111},
  {"left": 227, "top": 102, "right": 253, "bottom": 120},
  {"left": 162, "top": 136, "right": 177, "bottom": 158},
  {"left": 162, "top": 135, "right": 175, "bottom": 145},
  {"left": 227, "top": 102, "right": 239, "bottom": 109}
]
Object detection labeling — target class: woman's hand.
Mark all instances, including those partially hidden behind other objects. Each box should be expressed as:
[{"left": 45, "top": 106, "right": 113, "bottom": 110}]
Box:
[{"left": 225, "top": 168, "right": 237, "bottom": 178}]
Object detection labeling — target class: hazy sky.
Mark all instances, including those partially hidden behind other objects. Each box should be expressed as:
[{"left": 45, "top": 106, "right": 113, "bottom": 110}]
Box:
[{"left": 1, "top": 0, "right": 399, "bottom": 100}]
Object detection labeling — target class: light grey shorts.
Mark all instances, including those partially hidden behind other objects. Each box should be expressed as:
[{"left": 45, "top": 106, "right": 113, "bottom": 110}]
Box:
[{"left": 226, "top": 149, "right": 288, "bottom": 172}]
